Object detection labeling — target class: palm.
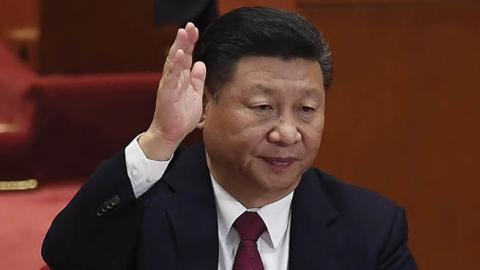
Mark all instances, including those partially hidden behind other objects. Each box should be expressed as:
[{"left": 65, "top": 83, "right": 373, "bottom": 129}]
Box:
[{"left": 151, "top": 23, "right": 206, "bottom": 143}]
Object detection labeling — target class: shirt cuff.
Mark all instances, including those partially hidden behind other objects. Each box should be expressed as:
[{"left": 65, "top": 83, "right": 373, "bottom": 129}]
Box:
[{"left": 125, "top": 134, "right": 172, "bottom": 198}]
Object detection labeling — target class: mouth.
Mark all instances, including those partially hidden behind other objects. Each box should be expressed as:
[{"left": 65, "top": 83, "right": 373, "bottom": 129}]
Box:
[{"left": 261, "top": 157, "right": 297, "bottom": 170}]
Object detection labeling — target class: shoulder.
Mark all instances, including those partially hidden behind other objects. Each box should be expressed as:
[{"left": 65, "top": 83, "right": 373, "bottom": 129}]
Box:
[
  {"left": 303, "top": 168, "right": 405, "bottom": 236},
  {"left": 308, "top": 168, "right": 400, "bottom": 214},
  {"left": 306, "top": 169, "right": 417, "bottom": 267}
]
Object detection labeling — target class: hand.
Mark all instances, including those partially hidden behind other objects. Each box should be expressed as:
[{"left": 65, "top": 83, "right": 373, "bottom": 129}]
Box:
[{"left": 139, "top": 22, "right": 206, "bottom": 160}]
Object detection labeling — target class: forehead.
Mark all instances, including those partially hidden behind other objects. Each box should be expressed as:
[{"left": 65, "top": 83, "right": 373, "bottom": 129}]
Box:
[{"left": 226, "top": 56, "right": 325, "bottom": 97}]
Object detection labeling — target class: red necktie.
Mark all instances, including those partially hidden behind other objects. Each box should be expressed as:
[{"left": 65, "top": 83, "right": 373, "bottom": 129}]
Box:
[{"left": 233, "top": 211, "right": 267, "bottom": 270}]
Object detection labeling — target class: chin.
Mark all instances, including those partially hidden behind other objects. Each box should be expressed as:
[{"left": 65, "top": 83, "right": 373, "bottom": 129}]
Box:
[{"left": 252, "top": 171, "right": 301, "bottom": 194}]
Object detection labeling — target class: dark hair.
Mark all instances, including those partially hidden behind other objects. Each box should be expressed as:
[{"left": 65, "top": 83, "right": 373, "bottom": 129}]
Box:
[{"left": 193, "top": 6, "right": 333, "bottom": 96}]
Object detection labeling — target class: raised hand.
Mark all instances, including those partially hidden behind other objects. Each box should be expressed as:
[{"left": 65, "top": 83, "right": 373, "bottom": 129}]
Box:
[{"left": 139, "top": 22, "right": 206, "bottom": 160}]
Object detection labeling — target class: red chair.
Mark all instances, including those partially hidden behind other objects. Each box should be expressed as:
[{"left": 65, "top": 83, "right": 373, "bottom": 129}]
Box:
[
  {"left": 0, "top": 41, "right": 38, "bottom": 179},
  {"left": 0, "top": 39, "right": 165, "bottom": 182}
]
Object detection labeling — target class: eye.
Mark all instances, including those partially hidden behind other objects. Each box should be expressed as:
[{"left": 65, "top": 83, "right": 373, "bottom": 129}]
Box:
[
  {"left": 299, "top": 106, "right": 316, "bottom": 113},
  {"left": 252, "top": 104, "right": 273, "bottom": 111}
]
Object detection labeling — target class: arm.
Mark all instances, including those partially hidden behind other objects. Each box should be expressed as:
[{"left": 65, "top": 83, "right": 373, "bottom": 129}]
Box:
[
  {"left": 41, "top": 22, "right": 206, "bottom": 269},
  {"left": 377, "top": 208, "right": 417, "bottom": 270},
  {"left": 41, "top": 151, "right": 139, "bottom": 269},
  {"left": 126, "top": 134, "right": 172, "bottom": 198}
]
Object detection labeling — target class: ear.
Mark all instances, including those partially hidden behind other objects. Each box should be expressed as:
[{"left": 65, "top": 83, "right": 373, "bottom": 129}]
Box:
[{"left": 197, "top": 88, "right": 215, "bottom": 129}]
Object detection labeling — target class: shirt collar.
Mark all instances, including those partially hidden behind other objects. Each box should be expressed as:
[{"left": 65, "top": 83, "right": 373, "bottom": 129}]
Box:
[{"left": 211, "top": 175, "right": 293, "bottom": 249}]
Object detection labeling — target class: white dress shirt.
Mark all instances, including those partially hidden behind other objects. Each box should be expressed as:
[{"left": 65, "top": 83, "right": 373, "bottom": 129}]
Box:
[{"left": 124, "top": 137, "right": 293, "bottom": 270}]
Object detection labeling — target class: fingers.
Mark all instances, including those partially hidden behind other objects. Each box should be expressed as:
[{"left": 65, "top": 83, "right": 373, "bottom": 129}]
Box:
[
  {"left": 161, "top": 49, "right": 186, "bottom": 91},
  {"left": 164, "top": 22, "right": 198, "bottom": 72},
  {"left": 184, "top": 23, "right": 198, "bottom": 68},
  {"left": 160, "top": 23, "right": 202, "bottom": 94},
  {"left": 190, "top": 61, "right": 206, "bottom": 94},
  {"left": 164, "top": 29, "right": 187, "bottom": 71},
  {"left": 184, "top": 22, "right": 198, "bottom": 55}
]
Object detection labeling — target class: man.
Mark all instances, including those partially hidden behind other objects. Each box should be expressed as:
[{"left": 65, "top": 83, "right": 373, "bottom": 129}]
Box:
[{"left": 42, "top": 7, "right": 417, "bottom": 270}]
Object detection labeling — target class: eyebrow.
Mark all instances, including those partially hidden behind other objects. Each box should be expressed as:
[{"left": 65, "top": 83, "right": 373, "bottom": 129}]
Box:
[
  {"left": 242, "top": 84, "right": 274, "bottom": 96},
  {"left": 242, "top": 84, "right": 322, "bottom": 99}
]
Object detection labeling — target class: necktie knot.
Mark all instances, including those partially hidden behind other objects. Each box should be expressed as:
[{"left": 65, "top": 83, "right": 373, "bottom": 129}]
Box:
[{"left": 234, "top": 211, "right": 266, "bottom": 241}]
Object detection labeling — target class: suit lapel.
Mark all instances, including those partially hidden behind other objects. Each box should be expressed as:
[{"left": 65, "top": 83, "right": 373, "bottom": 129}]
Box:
[
  {"left": 156, "top": 145, "right": 344, "bottom": 269},
  {"left": 162, "top": 145, "right": 219, "bottom": 269},
  {"left": 289, "top": 169, "right": 342, "bottom": 270}
]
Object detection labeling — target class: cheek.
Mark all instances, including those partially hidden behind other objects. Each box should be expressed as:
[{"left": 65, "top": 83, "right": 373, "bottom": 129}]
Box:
[
  {"left": 238, "top": 123, "right": 269, "bottom": 139},
  {"left": 224, "top": 113, "right": 272, "bottom": 146},
  {"left": 303, "top": 125, "right": 323, "bottom": 145},
  {"left": 300, "top": 121, "right": 324, "bottom": 153},
  {"left": 205, "top": 114, "right": 270, "bottom": 158}
]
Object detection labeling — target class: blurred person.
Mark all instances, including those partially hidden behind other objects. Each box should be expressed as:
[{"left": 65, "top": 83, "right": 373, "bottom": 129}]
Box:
[
  {"left": 155, "top": 0, "right": 218, "bottom": 32},
  {"left": 42, "top": 7, "right": 416, "bottom": 270}
]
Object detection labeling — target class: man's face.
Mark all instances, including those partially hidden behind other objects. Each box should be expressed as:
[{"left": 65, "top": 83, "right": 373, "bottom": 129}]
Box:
[{"left": 202, "top": 57, "right": 325, "bottom": 206}]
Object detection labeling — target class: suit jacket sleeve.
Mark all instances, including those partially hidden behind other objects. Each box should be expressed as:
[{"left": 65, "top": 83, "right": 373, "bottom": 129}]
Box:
[
  {"left": 41, "top": 151, "right": 143, "bottom": 270},
  {"left": 377, "top": 208, "right": 417, "bottom": 270}
]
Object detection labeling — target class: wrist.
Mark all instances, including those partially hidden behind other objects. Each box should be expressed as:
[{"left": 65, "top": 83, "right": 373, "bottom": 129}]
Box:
[{"left": 138, "top": 129, "right": 181, "bottom": 161}]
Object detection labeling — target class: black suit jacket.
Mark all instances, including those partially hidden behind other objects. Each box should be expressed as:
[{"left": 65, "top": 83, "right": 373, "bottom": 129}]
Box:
[{"left": 42, "top": 144, "right": 417, "bottom": 269}]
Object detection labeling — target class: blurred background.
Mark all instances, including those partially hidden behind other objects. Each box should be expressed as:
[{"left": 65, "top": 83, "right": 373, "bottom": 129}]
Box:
[{"left": 0, "top": 0, "right": 479, "bottom": 269}]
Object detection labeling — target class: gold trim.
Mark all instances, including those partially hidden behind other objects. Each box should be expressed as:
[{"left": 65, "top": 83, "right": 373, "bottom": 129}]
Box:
[
  {"left": 0, "top": 179, "right": 38, "bottom": 191},
  {"left": 0, "top": 123, "right": 19, "bottom": 133},
  {"left": 8, "top": 27, "right": 39, "bottom": 42}
]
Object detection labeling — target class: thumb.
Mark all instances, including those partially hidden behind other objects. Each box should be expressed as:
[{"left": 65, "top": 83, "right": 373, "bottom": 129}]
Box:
[{"left": 190, "top": 61, "right": 206, "bottom": 94}]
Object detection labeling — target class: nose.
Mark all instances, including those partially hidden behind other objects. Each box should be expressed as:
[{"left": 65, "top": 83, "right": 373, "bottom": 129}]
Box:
[{"left": 267, "top": 118, "right": 301, "bottom": 146}]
